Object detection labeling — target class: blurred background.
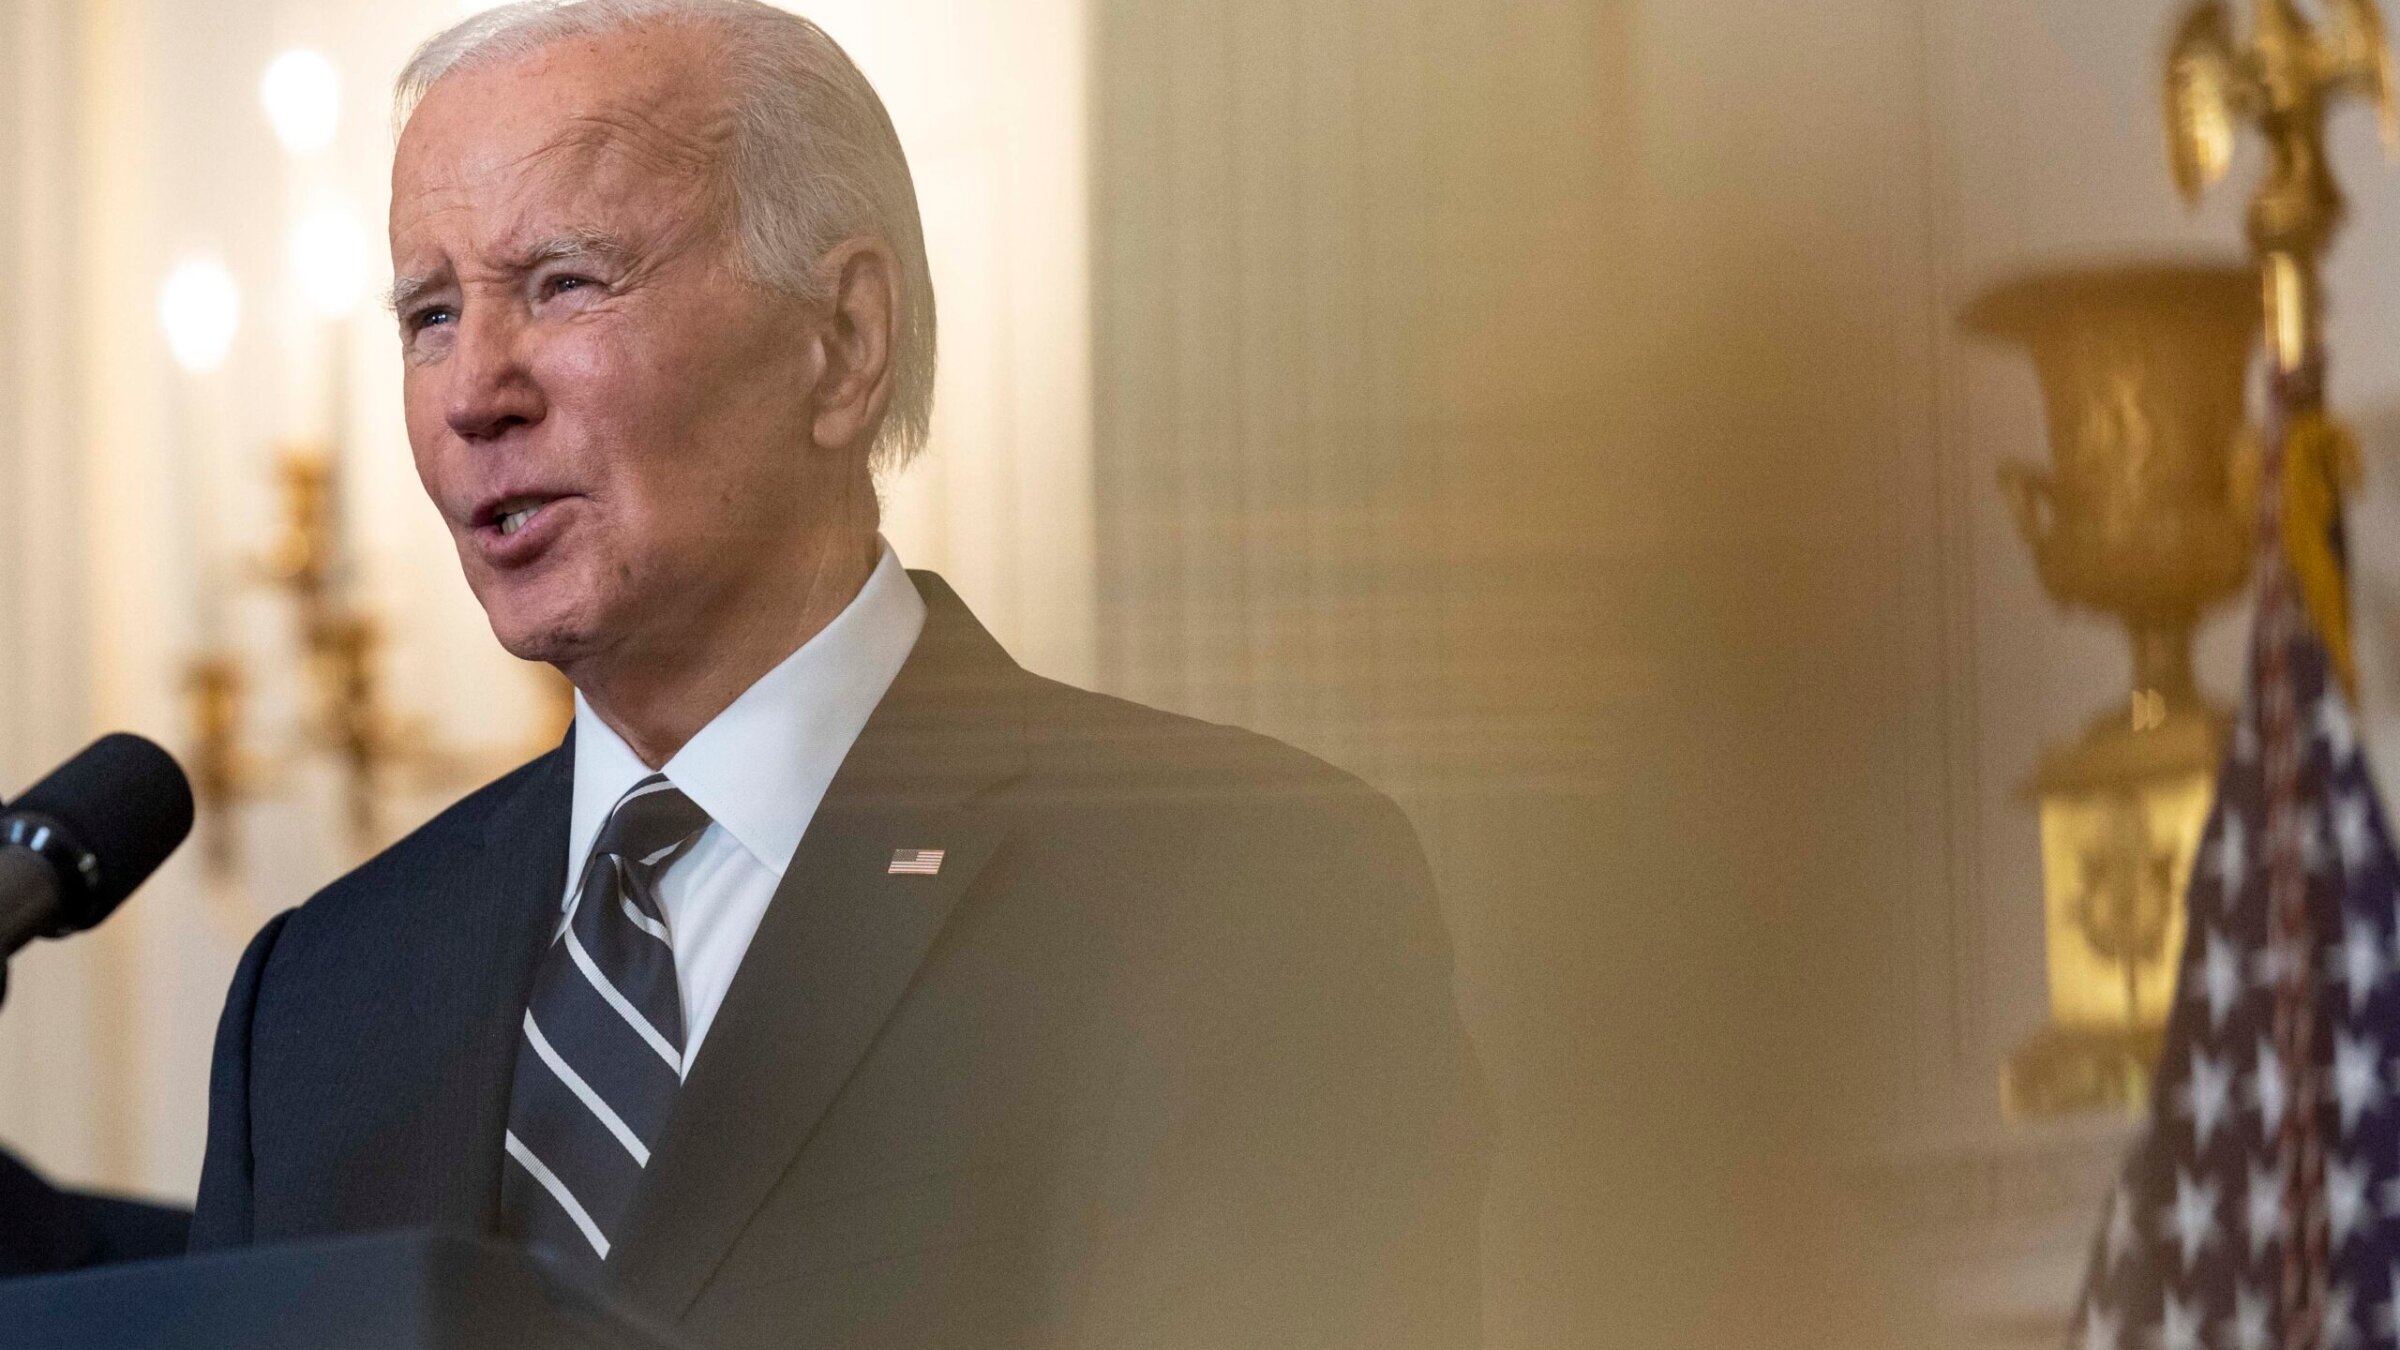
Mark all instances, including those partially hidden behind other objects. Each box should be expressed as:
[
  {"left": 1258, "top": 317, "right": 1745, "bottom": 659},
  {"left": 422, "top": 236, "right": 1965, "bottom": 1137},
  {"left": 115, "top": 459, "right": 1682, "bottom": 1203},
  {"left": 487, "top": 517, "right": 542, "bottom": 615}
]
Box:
[{"left": 15, "top": 0, "right": 2400, "bottom": 1346}]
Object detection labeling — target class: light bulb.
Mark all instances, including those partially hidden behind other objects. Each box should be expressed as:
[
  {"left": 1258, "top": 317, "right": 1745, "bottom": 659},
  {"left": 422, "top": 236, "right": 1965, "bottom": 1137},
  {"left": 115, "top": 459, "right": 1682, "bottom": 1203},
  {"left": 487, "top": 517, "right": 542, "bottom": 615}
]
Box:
[
  {"left": 159, "top": 258, "right": 242, "bottom": 374},
  {"left": 260, "top": 49, "right": 341, "bottom": 155}
]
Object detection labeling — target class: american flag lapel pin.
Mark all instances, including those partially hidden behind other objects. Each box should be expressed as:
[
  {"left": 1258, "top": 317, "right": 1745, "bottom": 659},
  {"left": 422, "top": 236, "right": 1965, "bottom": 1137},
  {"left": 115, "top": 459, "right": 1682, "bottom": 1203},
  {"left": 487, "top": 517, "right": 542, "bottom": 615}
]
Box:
[{"left": 888, "top": 848, "right": 945, "bottom": 876}]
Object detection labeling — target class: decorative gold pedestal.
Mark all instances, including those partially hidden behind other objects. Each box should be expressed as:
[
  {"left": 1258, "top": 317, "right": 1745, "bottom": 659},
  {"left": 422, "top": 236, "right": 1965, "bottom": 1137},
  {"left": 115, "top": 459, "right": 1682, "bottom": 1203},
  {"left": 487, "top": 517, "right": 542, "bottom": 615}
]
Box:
[
  {"left": 1962, "top": 262, "right": 2260, "bottom": 1118},
  {"left": 2005, "top": 707, "right": 2222, "bottom": 1116}
]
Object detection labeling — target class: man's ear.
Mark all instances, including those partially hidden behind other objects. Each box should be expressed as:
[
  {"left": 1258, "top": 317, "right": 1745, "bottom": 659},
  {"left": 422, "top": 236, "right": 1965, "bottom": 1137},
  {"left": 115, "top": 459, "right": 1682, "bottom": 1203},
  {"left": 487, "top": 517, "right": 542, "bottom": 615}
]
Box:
[{"left": 809, "top": 238, "right": 901, "bottom": 456}]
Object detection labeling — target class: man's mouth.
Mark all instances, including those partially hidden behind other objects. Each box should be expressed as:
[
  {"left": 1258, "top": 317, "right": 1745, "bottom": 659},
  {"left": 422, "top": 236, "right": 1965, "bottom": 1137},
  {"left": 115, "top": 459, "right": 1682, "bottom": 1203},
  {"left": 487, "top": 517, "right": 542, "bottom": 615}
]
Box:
[{"left": 484, "top": 496, "right": 557, "bottom": 537}]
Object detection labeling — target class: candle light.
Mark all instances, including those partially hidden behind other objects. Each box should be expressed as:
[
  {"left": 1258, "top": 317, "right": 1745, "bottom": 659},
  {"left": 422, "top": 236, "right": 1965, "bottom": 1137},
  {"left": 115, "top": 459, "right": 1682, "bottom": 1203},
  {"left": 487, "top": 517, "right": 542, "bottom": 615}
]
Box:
[
  {"left": 259, "top": 50, "right": 340, "bottom": 158},
  {"left": 262, "top": 48, "right": 354, "bottom": 472},
  {"left": 158, "top": 258, "right": 240, "bottom": 376},
  {"left": 292, "top": 203, "right": 367, "bottom": 445},
  {"left": 157, "top": 256, "right": 242, "bottom": 643}
]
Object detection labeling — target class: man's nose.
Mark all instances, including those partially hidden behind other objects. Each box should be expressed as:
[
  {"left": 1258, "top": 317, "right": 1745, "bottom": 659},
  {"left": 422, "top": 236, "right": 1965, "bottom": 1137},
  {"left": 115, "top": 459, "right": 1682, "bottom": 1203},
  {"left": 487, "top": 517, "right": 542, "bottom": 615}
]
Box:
[{"left": 443, "top": 305, "right": 545, "bottom": 443}]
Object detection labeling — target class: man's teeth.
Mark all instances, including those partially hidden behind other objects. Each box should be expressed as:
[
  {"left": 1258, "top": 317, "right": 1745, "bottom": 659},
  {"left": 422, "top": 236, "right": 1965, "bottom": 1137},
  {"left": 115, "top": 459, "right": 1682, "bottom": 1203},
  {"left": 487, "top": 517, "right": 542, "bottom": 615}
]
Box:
[{"left": 497, "top": 504, "right": 542, "bottom": 537}]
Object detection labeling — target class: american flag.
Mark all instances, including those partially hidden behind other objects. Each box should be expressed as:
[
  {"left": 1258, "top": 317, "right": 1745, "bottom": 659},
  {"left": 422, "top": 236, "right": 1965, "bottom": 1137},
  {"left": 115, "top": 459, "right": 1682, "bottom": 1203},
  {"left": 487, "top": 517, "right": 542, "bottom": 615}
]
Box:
[
  {"left": 888, "top": 848, "right": 945, "bottom": 876},
  {"left": 2075, "top": 368, "right": 2388, "bottom": 1350}
]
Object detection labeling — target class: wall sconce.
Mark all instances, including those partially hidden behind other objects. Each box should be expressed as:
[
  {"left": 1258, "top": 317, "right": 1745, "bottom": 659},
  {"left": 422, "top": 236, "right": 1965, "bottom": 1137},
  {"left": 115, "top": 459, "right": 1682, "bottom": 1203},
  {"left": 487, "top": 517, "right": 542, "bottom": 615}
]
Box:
[{"left": 185, "top": 446, "right": 573, "bottom": 873}]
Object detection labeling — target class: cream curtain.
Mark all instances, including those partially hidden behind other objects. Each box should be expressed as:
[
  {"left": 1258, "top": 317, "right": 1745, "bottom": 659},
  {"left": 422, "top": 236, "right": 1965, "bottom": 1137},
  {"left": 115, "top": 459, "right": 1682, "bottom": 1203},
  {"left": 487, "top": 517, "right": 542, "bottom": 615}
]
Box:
[{"left": 0, "top": 0, "right": 135, "bottom": 1191}]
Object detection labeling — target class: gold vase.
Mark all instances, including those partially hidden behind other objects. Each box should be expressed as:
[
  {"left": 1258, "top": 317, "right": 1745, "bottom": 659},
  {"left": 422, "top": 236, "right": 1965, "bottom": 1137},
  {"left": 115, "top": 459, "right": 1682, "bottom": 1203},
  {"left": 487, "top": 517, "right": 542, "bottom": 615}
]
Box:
[{"left": 1960, "top": 261, "right": 2260, "bottom": 1118}]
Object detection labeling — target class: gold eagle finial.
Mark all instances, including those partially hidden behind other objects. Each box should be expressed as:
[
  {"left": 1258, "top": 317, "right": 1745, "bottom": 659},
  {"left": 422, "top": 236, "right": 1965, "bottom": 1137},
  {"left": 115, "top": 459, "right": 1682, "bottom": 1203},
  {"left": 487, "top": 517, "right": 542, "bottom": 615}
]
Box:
[
  {"left": 2328, "top": 0, "right": 2400, "bottom": 151},
  {"left": 2168, "top": 0, "right": 2397, "bottom": 210},
  {"left": 2167, "top": 2, "right": 2247, "bottom": 203}
]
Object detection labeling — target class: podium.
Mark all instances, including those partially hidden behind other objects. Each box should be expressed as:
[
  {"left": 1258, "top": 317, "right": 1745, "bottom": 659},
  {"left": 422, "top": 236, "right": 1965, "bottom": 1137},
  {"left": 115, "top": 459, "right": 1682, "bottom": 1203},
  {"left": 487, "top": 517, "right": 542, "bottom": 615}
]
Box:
[{"left": 0, "top": 1229, "right": 695, "bottom": 1350}]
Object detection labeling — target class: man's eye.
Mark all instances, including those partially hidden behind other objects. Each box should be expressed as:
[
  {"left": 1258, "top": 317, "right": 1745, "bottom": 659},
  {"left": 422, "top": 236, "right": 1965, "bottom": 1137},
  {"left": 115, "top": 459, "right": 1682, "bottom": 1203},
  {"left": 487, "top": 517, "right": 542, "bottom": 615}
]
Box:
[
  {"left": 542, "top": 275, "right": 594, "bottom": 299},
  {"left": 406, "top": 306, "right": 455, "bottom": 333}
]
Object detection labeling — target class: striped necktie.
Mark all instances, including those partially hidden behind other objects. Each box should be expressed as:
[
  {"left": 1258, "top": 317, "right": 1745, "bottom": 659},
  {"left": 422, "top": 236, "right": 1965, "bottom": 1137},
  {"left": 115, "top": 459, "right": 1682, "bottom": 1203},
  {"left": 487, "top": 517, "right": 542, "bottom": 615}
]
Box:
[{"left": 499, "top": 773, "right": 710, "bottom": 1270}]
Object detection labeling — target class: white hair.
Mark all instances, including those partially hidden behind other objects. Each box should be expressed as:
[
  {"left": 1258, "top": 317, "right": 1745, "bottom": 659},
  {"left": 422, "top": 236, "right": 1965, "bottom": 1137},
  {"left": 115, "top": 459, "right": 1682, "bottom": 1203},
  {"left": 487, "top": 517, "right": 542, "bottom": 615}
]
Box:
[{"left": 395, "top": 0, "right": 937, "bottom": 470}]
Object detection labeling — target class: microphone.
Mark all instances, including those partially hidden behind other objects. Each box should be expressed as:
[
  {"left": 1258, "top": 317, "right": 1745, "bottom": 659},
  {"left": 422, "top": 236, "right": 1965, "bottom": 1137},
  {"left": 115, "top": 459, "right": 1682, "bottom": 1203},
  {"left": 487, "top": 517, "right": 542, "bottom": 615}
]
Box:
[{"left": 0, "top": 734, "right": 195, "bottom": 972}]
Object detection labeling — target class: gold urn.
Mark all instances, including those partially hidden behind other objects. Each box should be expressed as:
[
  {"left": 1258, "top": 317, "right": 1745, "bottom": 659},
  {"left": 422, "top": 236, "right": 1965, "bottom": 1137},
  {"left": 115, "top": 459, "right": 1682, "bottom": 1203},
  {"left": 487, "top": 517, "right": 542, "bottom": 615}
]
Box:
[{"left": 1960, "top": 262, "right": 2261, "bottom": 1118}]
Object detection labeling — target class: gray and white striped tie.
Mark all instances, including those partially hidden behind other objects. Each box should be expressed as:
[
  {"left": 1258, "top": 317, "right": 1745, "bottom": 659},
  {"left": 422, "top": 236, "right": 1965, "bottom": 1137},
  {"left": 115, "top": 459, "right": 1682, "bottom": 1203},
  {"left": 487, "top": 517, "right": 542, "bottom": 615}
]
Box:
[{"left": 499, "top": 773, "right": 710, "bottom": 1269}]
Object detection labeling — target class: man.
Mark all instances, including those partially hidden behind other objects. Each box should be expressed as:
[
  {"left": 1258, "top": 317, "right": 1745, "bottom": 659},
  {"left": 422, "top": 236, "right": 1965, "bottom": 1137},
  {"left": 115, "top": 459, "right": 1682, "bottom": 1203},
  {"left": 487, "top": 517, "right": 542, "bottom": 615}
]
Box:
[{"left": 190, "top": 2, "right": 1486, "bottom": 1347}]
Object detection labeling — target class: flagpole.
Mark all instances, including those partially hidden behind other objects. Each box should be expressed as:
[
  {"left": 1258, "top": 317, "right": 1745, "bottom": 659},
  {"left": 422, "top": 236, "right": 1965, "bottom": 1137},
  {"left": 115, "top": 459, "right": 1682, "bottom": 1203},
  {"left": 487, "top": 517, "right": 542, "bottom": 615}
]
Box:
[{"left": 2152, "top": 4, "right": 2397, "bottom": 1347}]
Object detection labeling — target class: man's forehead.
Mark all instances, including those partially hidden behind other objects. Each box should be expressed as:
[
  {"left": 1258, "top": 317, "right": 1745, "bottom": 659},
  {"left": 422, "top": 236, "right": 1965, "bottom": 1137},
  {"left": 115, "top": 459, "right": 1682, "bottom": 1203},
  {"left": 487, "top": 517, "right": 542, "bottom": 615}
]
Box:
[
  {"left": 389, "top": 131, "right": 623, "bottom": 278},
  {"left": 391, "top": 29, "right": 733, "bottom": 226}
]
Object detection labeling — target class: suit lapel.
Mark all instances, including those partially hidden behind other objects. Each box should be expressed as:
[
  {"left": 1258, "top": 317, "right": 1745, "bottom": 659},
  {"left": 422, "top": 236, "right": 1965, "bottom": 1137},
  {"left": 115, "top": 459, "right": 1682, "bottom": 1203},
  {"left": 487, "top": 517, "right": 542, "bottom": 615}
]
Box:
[
  {"left": 608, "top": 574, "right": 1027, "bottom": 1317},
  {"left": 424, "top": 740, "right": 573, "bottom": 1233}
]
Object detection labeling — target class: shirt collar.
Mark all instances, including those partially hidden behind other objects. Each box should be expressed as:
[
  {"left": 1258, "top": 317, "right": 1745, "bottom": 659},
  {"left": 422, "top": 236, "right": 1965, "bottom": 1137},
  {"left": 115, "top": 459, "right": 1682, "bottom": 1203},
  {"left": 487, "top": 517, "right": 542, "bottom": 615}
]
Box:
[{"left": 566, "top": 541, "right": 928, "bottom": 884}]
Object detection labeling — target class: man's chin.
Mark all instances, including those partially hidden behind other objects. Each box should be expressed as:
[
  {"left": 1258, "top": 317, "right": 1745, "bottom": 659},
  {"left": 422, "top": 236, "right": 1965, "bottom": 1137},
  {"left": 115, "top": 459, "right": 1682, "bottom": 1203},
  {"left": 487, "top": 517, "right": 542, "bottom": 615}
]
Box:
[{"left": 485, "top": 605, "right": 600, "bottom": 668}]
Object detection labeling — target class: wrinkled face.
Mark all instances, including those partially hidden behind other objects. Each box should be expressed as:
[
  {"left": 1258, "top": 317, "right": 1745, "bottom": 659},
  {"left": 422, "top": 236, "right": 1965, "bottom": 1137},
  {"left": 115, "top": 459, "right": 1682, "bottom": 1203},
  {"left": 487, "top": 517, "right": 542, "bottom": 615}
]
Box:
[{"left": 390, "top": 29, "right": 823, "bottom": 669}]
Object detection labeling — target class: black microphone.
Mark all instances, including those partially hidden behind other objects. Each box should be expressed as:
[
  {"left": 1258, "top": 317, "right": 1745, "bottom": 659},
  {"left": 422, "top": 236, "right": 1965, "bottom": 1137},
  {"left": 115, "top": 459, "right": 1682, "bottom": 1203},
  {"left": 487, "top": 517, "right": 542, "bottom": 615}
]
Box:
[{"left": 0, "top": 734, "right": 195, "bottom": 972}]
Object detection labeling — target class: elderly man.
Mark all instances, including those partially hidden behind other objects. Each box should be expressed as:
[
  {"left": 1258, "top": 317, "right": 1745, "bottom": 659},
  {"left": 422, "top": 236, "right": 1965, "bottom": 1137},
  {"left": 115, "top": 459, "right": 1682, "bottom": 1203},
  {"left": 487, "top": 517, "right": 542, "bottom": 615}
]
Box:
[{"left": 190, "top": 2, "right": 1485, "bottom": 1347}]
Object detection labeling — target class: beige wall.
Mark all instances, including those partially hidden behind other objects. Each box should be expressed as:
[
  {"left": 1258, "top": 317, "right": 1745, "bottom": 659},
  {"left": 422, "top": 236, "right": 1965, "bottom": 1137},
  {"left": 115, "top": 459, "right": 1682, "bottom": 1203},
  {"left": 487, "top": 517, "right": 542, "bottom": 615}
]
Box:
[{"left": 1087, "top": 1, "right": 1897, "bottom": 1342}]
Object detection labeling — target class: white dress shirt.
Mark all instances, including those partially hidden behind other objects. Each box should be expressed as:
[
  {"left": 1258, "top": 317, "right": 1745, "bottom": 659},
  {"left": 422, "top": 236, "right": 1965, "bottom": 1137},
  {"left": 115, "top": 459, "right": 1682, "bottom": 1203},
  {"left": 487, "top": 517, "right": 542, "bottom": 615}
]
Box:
[{"left": 562, "top": 542, "right": 926, "bottom": 1076}]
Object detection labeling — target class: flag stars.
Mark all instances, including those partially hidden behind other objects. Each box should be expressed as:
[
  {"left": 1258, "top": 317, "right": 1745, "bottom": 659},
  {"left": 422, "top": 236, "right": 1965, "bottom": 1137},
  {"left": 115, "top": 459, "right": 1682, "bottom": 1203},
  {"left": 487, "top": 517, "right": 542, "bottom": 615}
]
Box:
[
  {"left": 2335, "top": 1030, "right": 2387, "bottom": 1135},
  {"left": 2322, "top": 689, "right": 2361, "bottom": 766},
  {"left": 2227, "top": 1285, "right": 2271, "bottom": 1350},
  {"left": 2085, "top": 1304, "right": 2122, "bottom": 1350},
  {"left": 2330, "top": 1281, "right": 2362, "bottom": 1350},
  {"left": 2151, "top": 1293, "right": 2205, "bottom": 1350},
  {"left": 2179, "top": 1051, "right": 2236, "bottom": 1150},
  {"left": 2333, "top": 914, "right": 2390, "bottom": 1013},
  {"left": 2212, "top": 811, "right": 2251, "bottom": 898},
  {"left": 2330, "top": 1152, "right": 2373, "bottom": 1247},
  {"left": 2379, "top": 1266, "right": 2400, "bottom": 1342},
  {"left": 2336, "top": 792, "right": 2380, "bottom": 880},
  {"left": 2085, "top": 651, "right": 2400, "bottom": 1344},
  {"left": 2165, "top": 1169, "right": 2222, "bottom": 1270},
  {"left": 2253, "top": 939, "right": 2304, "bottom": 994},
  {"left": 2378, "top": 1147, "right": 2400, "bottom": 1219},
  {"left": 2244, "top": 1159, "right": 2284, "bottom": 1260},
  {"left": 2249, "top": 1039, "right": 2288, "bottom": 1137},
  {"left": 2301, "top": 807, "right": 2332, "bottom": 877},
  {"left": 2198, "top": 929, "right": 2245, "bottom": 1029}
]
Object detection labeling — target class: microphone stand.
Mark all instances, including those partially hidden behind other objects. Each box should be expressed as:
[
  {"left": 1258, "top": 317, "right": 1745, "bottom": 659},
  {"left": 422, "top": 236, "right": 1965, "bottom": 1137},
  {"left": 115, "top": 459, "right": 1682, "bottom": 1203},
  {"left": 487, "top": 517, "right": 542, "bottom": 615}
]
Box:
[{"left": 0, "top": 829, "right": 68, "bottom": 1012}]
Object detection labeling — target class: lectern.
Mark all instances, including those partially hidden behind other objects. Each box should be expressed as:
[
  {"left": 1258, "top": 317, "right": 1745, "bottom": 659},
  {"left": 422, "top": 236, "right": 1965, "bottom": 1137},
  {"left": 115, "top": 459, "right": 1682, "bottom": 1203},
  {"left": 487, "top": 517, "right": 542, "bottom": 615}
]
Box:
[{"left": 0, "top": 1229, "right": 694, "bottom": 1350}]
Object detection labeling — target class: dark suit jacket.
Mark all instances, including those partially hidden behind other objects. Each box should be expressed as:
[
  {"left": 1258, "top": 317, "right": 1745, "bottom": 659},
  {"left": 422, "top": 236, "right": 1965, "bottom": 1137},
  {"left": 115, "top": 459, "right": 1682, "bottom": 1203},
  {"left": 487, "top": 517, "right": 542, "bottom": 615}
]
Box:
[
  {"left": 0, "top": 1148, "right": 190, "bottom": 1277},
  {"left": 191, "top": 573, "right": 1487, "bottom": 1349}
]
